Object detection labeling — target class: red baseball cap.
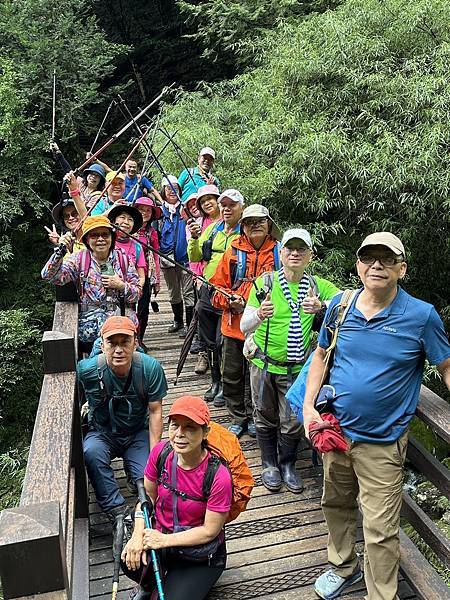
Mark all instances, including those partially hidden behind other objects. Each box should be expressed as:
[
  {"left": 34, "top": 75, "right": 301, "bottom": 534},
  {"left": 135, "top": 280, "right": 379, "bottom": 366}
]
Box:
[
  {"left": 168, "top": 396, "right": 210, "bottom": 425},
  {"left": 100, "top": 316, "right": 137, "bottom": 339}
]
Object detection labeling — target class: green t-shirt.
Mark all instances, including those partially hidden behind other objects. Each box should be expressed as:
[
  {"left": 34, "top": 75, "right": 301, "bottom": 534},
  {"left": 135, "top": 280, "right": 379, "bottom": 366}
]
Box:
[
  {"left": 187, "top": 221, "right": 240, "bottom": 280},
  {"left": 247, "top": 271, "right": 339, "bottom": 374}
]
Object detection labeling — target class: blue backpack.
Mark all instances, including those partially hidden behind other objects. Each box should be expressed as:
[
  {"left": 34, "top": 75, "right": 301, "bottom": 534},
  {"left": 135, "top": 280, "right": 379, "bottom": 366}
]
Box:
[{"left": 230, "top": 243, "right": 281, "bottom": 289}]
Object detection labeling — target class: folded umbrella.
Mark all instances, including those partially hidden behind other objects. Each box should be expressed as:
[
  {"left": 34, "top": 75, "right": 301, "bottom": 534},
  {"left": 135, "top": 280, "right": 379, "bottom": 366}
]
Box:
[{"left": 309, "top": 413, "right": 348, "bottom": 453}]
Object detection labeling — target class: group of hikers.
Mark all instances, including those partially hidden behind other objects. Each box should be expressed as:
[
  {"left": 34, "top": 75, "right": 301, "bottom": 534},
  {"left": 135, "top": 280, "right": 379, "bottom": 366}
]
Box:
[{"left": 42, "top": 139, "right": 450, "bottom": 600}]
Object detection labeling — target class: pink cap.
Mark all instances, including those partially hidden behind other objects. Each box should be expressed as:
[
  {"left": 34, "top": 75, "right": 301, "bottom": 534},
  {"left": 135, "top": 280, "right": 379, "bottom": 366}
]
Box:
[{"left": 134, "top": 197, "right": 163, "bottom": 220}]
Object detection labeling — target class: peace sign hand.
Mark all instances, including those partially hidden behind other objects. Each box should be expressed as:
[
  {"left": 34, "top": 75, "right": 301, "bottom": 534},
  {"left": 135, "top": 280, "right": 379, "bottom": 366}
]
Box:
[{"left": 44, "top": 224, "right": 60, "bottom": 246}]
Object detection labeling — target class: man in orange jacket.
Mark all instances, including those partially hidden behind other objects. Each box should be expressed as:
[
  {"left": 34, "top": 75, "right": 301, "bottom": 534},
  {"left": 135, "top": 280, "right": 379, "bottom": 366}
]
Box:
[{"left": 210, "top": 205, "right": 281, "bottom": 437}]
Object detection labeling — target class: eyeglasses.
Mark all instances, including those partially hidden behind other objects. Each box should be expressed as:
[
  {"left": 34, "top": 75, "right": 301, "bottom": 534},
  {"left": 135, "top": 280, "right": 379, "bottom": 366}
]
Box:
[
  {"left": 358, "top": 254, "right": 404, "bottom": 267},
  {"left": 243, "top": 217, "right": 268, "bottom": 227},
  {"left": 88, "top": 232, "right": 112, "bottom": 240},
  {"left": 284, "top": 246, "right": 310, "bottom": 255}
]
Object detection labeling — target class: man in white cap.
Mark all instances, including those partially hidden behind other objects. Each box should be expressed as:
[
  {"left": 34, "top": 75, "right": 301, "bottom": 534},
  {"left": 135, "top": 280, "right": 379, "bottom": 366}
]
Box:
[
  {"left": 241, "top": 228, "right": 339, "bottom": 491},
  {"left": 304, "top": 232, "right": 450, "bottom": 600},
  {"left": 178, "top": 146, "right": 221, "bottom": 202}
]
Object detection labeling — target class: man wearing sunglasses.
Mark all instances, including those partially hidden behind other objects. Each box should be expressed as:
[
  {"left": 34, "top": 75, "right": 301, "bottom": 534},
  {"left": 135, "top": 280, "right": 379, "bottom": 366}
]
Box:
[{"left": 304, "top": 232, "right": 450, "bottom": 600}]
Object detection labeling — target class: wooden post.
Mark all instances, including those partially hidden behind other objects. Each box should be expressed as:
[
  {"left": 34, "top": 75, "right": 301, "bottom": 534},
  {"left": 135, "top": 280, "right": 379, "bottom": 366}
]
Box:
[
  {"left": 0, "top": 502, "right": 69, "bottom": 599},
  {"left": 42, "top": 331, "right": 76, "bottom": 374}
]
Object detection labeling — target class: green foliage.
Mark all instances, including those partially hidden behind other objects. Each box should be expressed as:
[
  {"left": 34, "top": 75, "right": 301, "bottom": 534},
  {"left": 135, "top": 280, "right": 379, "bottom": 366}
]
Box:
[
  {"left": 158, "top": 0, "right": 450, "bottom": 316},
  {"left": 0, "top": 309, "right": 42, "bottom": 452},
  {"left": 0, "top": 0, "right": 125, "bottom": 260},
  {"left": 0, "top": 447, "right": 28, "bottom": 511}
]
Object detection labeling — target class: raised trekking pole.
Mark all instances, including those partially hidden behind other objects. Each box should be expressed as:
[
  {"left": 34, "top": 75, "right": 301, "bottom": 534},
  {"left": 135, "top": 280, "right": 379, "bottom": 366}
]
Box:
[
  {"left": 74, "top": 84, "right": 174, "bottom": 175},
  {"left": 90, "top": 99, "right": 116, "bottom": 154},
  {"left": 51, "top": 69, "right": 56, "bottom": 142},
  {"left": 111, "top": 512, "right": 125, "bottom": 600},
  {"left": 159, "top": 125, "right": 199, "bottom": 191},
  {"left": 136, "top": 479, "right": 165, "bottom": 600}
]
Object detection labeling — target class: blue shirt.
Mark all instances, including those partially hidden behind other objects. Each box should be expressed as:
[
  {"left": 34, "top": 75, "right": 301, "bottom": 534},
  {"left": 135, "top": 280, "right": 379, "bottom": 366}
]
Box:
[
  {"left": 124, "top": 175, "right": 154, "bottom": 202},
  {"left": 318, "top": 287, "right": 450, "bottom": 443},
  {"left": 159, "top": 205, "right": 189, "bottom": 264},
  {"left": 91, "top": 195, "right": 115, "bottom": 216},
  {"left": 178, "top": 167, "right": 221, "bottom": 202}
]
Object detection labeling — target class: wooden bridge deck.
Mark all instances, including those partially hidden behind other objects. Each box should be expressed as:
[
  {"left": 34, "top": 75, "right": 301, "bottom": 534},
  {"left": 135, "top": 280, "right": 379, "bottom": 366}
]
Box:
[{"left": 88, "top": 290, "right": 417, "bottom": 599}]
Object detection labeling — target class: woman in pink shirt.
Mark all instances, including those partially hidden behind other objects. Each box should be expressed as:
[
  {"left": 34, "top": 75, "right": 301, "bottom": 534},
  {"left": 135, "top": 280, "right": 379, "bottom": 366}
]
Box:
[
  {"left": 121, "top": 396, "right": 232, "bottom": 600},
  {"left": 134, "top": 197, "right": 163, "bottom": 349}
]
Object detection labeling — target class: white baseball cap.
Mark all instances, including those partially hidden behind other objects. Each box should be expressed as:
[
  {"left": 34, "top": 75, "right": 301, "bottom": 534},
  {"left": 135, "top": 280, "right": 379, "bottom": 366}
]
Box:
[
  {"left": 218, "top": 189, "right": 245, "bottom": 206},
  {"left": 161, "top": 175, "right": 180, "bottom": 188},
  {"left": 199, "top": 147, "right": 216, "bottom": 159},
  {"left": 281, "top": 228, "right": 313, "bottom": 249}
]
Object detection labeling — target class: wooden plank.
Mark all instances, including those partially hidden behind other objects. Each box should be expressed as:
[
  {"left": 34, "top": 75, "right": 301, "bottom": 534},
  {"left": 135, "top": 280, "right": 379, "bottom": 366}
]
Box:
[
  {"left": 53, "top": 301, "right": 78, "bottom": 339},
  {"left": 399, "top": 529, "right": 450, "bottom": 599},
  {"left": 401, "top": 492, "right": 450, "bottom": 568},
  {"left": 20, "top": 372, "right": 76, "bottom": 536},
  {"left": 416, "top": 386, "right": 450, "bottom": 445},
  {"left": 407, "top": 436, "right": 450, "bottom": 498},
  {"left": 65, "top": 467, "right": 76, "bottom": 584},
  {"left": 72, "top": 518, "right": 90, "bottom": 600}
]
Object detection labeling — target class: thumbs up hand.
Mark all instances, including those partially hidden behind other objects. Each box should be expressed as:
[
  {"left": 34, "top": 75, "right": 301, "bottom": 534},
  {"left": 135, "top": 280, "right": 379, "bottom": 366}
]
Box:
[
  {"left": 302, "top": 287, "right": 323, "bottom": 314},
  {"left": 257, "top": 292, "right": 274, "bottom": 320}
]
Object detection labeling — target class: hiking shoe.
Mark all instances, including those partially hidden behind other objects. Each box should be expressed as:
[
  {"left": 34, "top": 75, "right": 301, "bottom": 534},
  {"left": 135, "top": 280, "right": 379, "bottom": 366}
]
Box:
[
  {"left": 190, "top": 337, "right": 203, "bottom": 354},
  {"left": 195, "top": 352, "right": 209, "bottom": 375},
  {"left": 213, "top": 387, "right": 225, "bottom": 407},
  {"left": 178, "top": 327, "right": 187, "bottom": 338},
  {"left": 247, "top": 421, "right": 256, "bottom": 438},
  {"left": 168, "top": 321, "right": 183, "bottom": 334},
  {"left": 314, "top": 569, "right": 363, "bottom": 599},
  {"left": 228, "top": 423, "right": 245, "bottom": 438}
]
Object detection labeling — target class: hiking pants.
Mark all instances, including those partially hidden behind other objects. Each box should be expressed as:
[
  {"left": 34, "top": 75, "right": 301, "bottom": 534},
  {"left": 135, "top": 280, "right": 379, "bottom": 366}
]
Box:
[
  {"left": 83, "top": 429, "right": 149, "bottom": 512},
  {"left": 197, "top": 284, "right": 222, "bottom": 351},
  {"left": 249, "top": 363, "right": 302, "bottom": 437},
  {"left": 121, "top": 543, "right": 226, "bottom": 600},
  {"left": 137, "top": 276, "right": 152, "bottom": 338},
  {"left": 161, "top": 265, "right": 195, "bottom": 307},
  {"left": 222, "top": 335, "right": 252, "bottom": 427},
  {"left": 321, "top": 431, "right": 408, "bottom": 600}
]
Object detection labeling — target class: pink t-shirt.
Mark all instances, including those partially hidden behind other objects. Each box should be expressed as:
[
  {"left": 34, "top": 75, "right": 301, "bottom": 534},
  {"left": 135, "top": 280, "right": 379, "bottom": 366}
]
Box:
[
  {"left": 186, "top": 216, "right": 215, "bottom": 276},
  {"left": 145, "top": 441, "right": 233, "bottom": 532},
  {"left": 136, "top": 225, "right": 160, "bottom": 281},
  {"left": 115, "top": 237, "right": 146, "bottom": 270}
]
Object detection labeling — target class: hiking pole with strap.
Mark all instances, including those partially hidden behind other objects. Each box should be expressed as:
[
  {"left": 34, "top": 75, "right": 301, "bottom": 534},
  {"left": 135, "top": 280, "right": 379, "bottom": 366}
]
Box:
[
  {"left": 158, "top": 125, "right": 199, "bottom": 191},
  {"left": 111, "top": 512, "right": 125, "bottom": 600},
  {"left": 110, "top": 222, "right": 236, "bottom": 301},
  {"left": 90, "top": 99, "right": 116, "bottom": 154},
  {"left": 74, "top": 84, "right": 174, "bottom": 176},
  {"left": 51, "top": 69, "right": 56, "bottom": 142},
  {"left": 129, "top": 112, "right": 162, "bottom": 204},
  {"left": 136, "top": 479, "right": 165, "bottom": 600}
]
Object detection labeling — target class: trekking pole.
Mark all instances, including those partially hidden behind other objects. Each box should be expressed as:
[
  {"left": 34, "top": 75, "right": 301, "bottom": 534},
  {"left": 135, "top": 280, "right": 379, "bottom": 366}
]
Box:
[
  {"left": 136, "top": 479, "right": 165, "bottom": 600},
  {"left": 115, "top": 97, "right": 182, "bottom": 203},
  {"left": 110, "top": 222, "right": 236, "bottom": 301},
  {"left": 51, "top": 69, "right": 56, "bottom": 142},
  {"left": 90, "top": 99, "right": 116, "bottom": 154},
  {"left": 74, "top": 84, "right": 174, "bottom": 175},
  {"left": 72, "top": 126, "right": 152, "bottom": 236},
  {"left": 111, "top": 512, "right": 125, "bottom": 600},
  {"left": 158, "top": 125, "right": 199, "bottom": 191},
  {"left": 129, "top": 112, "right": 160, "bottom": 204}
]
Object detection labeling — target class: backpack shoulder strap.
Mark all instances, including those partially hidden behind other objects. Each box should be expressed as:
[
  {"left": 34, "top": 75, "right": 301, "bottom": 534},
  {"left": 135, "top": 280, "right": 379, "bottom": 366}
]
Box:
[
  {"left": 131, "top": 351, "right": 146, "bottom": 407},
  {"left": 327, "top": 289, "right": 358, "bottom": 354},
  {"left": 77, "top": 249, "right": 91, "bottom": 297},
  {"left": 156, "top": 440, "right": 173, "bottom": 481},
  {"left": 201, "top": 453, "right": 224, "bottom": 499},
  {"left": 96, "top": 353, "right": 109, "bottom": 403},
  {"left": 115, "top": 248, "right": 129, "bottom": 279},
  {"left": 273, "top": 243, "right": 281, "bottom": 270},
  {"left": 307, "top": 274, "right": 319, "bottom": 297}
]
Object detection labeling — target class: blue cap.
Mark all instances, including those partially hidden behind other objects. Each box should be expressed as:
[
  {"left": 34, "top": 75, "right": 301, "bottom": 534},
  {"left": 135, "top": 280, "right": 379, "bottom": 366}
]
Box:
[{"left": 84, "top": 163, "right": 106, "bottom": 179}]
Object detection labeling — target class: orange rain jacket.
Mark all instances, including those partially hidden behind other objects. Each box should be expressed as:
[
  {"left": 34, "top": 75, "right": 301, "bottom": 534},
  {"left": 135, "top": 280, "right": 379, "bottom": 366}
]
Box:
[{"left": 210, "top": 234, "right": 279, "bottom": 341}]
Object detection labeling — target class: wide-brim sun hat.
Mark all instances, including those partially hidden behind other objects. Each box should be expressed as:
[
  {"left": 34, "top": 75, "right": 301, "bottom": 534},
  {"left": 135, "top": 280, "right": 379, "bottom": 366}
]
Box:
[
  {"left": 240, "top": 204, "right": 282, "bottom": 241},
  {"left": 107, "top": 203, "right": 143, "bottom": 235},
  {"left": 134, "top": 196, "right": 163, "bottom": 220},
  {"left": 81, "top": 215, "right": 115, "bottom": 247},
  {"left": 357, "top": 232, "right": 405, "bottom": 257},
  {"left": 51, "top": 198, "right": 76, "bottom": 225}
]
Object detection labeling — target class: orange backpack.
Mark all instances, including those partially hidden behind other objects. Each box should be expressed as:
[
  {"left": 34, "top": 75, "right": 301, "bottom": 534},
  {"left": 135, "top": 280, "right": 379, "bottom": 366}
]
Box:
[{"left": 156, "top": 421, "right": 254, "bottom": 523}]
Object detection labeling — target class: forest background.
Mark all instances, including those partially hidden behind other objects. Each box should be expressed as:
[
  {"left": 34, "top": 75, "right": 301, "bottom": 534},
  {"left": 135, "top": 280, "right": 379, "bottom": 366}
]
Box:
[{"left": 0, "top": 0, "right": 448, "bottom": 526}]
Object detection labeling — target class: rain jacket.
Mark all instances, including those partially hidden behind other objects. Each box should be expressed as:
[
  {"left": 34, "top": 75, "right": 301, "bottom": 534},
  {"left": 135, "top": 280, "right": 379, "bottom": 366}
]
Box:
[{"left": 210, "top": 235, "right": 279, "bottom": 341}]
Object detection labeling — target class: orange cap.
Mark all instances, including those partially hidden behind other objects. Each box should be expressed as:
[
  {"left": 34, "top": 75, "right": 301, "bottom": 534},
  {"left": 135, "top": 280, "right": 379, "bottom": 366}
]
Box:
[
  {"left": 168, "top": 396, "right": 210, "bottom": 425},
  {"left": 100, "top": 316, "right": 137, "bottom": 339},
  {"left": 81, "top": 215, "right": 114, "bottom": 239}
]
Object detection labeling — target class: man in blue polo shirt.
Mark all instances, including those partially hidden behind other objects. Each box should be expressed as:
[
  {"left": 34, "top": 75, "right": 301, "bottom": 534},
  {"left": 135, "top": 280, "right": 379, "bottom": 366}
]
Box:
[
  {"left": 124, "top": 159, "right": 163, "bottom": 205},
  {"left": 178, "top": 146, "right": 221, "bottom": 201},
  {"left": 303, "top": 232, "right": 450, "bottom": 600}
]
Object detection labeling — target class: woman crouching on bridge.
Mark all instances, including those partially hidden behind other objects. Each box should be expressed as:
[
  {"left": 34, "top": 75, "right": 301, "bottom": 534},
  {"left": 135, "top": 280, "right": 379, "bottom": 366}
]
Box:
[
  {"left": 41, "top": 214, "right": 141, "bottom": 353},
  {"left": 121, "top": 396, "right": 232, "bottom": 600}
]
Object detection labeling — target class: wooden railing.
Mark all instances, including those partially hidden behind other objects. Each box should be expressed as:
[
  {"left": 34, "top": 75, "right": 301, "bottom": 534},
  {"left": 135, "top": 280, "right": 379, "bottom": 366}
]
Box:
[
  {"left": 0, "top": 299, "right": 88, "bottom": 600},
  {"left": 0, "top": 295, "right": 448, "bottom": 598}
]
